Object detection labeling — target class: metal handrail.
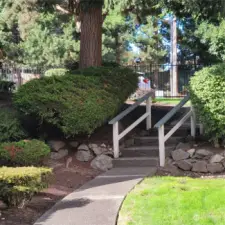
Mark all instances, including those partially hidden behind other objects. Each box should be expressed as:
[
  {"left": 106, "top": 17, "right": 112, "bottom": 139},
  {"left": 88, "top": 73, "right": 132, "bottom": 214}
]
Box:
[
  {"left": 109, "top": 91, "right": 154, "bottom": 125},
  {"left": 154, "top": 94, "right": 190, "bottom": 128},
  {"left": 109, "top": 91, "right": 154, "bottom": 158}
]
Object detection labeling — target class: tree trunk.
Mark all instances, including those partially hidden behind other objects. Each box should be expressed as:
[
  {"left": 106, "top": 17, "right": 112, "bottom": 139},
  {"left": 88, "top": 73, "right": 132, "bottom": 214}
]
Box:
[
  {"left": 115, "top": 35, "right": 121, "bottom": 64},
  {"left": 79, "top": 6, "right": 102, "bottom": 68}
]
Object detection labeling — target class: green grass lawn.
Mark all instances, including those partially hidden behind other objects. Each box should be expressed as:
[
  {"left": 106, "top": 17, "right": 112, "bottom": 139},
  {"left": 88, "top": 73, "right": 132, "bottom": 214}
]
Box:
[
  {"left": 153, "top": 98, "right": 190, "bottom": 106},
  {"left": 118, "top": 177, "right": 225, "bottom": 225}
]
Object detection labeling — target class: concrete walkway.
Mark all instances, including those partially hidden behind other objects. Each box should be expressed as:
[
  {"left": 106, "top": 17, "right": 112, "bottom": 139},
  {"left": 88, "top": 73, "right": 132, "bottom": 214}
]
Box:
[{"left": 34, "top": 167, "right": 156, "bottom": 225}]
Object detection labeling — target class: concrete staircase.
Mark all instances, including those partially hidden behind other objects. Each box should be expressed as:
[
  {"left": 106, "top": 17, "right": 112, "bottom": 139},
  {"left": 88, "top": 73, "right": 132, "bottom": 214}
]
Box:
[{"left": 113, "top": 125, "right": 189, "bottom": 168}]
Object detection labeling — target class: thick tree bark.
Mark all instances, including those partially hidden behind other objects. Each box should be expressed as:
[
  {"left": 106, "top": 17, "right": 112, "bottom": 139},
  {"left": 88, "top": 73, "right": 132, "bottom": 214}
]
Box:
[
  {"left": 115, "top": 35, "right": 121, "bottom": 64},
  {"left": 79, "top": 6, "right": 102, "bottom": 68}
]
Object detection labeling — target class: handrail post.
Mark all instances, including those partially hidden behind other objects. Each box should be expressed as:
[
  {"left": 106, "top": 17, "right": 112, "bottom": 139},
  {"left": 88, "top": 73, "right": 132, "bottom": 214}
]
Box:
[
  {"left": 146, "top": 97, "right": 152, "bottom": 130},
  {"left": 158, "top": 125, "right": 165, "bottom": 167},
  {"left": 109, "top": 92, "right": 154, "bottom": 160},
  {"left": 191, "top": 105, "right": 196, "bottom": 137},
  {"left": 113, "top": 122, "right": 119, "bottom": 158}
]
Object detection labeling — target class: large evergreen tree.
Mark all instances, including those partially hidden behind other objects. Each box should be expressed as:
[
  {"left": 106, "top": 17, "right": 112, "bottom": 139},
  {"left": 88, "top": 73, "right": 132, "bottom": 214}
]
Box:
[
  {"left": 160, "top": 0, "right": 224, "bottom": 21},
  {"left": 3, "top": 0, "right": 221, "bottom": 68},
  {"left": 159, "top": 0, "right": 225, "bottom": 64},
  {"left": 20, "top": 13, "right": 80, "bottom": 68},
  {"left": 0, "top": 0, "right": 162, "bottom": 68},
  {"left": 196, "top": 20, "right": 225, "bottom": 61},
  {"left": 102, "top": 9, "right": 132, "bottom": 64},
  {"left": 102, "top": 9, "right": 166, "bottom": 65}
]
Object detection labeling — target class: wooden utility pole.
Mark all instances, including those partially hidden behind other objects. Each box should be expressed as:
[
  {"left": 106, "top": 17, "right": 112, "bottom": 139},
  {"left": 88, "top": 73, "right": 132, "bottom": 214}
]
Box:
[{"left": 170, "top": 16, "right": 178, "bottom": 96}]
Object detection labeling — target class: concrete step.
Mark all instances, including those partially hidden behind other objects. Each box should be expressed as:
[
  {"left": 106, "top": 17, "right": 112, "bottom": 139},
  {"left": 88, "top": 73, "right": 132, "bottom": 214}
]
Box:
[
  {"left": 148, "top": 127, "right": 189, "bottom": 137},
  {"left": 134, "top": 136, "right": 182, "bottom": 145},
  {"left": 121, "top": 145, "right": 175, "bottom": 151},
  {"left": 121, "top": 145, "right": 174, "bottom": 157},
  {"left": 113, "top": 157, "right": 159, "bottom": 167}
]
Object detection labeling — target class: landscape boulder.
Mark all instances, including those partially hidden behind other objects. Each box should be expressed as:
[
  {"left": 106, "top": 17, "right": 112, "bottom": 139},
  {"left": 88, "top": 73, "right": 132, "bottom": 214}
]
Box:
[
  {"left": 192, "top": 161, "right": 208, "bottom": 173},
  {"left": 207, "top": 163, "right": 224, "bottom": 174},
  {"left": 171, "top": 149, "right": 190, "bottom": 161},
  {"left": 77, "top": 144, "right": 89, "bottom": 151},
  {"left": 89, "top": 143, "right": 108, "bottom": 156},
  {"left": 220, "top": 151, "right": 225, "bottom": 157},
  {"left": 50, "top": 149, "right": 69, "bottom": 160},
  {"left": 48, "top": 140, "right": 65, "bottom": 152},
  {"left": 176, "top": 142, "right": 192, "bottom": 151},
  {"left": 209, "top": 154, "right": 224, "bottom": 164},
  {"left": 159, "top": 164, "right": 182, "bottom": 176},
  {"left": 195, "top": 149, "right": 213, "bottom": 159},
  {"left": 177, "top": 160, "right": 193, "bottom": 171},
  {"left": 91, "top": 155, "right": 113, "bottom": 171},
  {"left": 187, "top": 149, "right": 196, "bottom": 158},
  {"left": 69, "top": 141, "right": 79, "bottom": 148},
  {"left": 76, "top": 150, "right": 94, "bottom": 162}
]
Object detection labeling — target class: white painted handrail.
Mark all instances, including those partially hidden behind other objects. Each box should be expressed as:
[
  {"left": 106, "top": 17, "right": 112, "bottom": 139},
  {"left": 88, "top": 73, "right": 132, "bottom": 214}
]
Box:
[
  {"left": 154, "top": 95, "right": 190, "bottom": 128},
  {"left": 154, "top": 95, "right": 197, "bottom": 167},
  {"left": 109, "top": 91, "right": 154, "bottom": 158}
]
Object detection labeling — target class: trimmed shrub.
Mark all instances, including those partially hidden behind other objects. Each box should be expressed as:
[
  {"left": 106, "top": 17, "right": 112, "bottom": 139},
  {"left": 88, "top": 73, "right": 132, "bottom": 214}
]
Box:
[
  {"left": 0, "top": 167, "right": 52, "bottom": 206},
  {"left": 190, "top": 64, "right": 225, "bottom": 143},
  {"left": 44, "top": 68, "right": 69, "bottom": 77},
  {"left": 14, "top": 67, "right": 138, "bottom": 137},
  {"left": 0, "top": 140, "right": 51, "bottom": 166},
  {"left": 102, "top": 61, "right": 120, "bottom": 67},
  {"left": 0, "top": 108, "right": 27, "bottom": 142}
]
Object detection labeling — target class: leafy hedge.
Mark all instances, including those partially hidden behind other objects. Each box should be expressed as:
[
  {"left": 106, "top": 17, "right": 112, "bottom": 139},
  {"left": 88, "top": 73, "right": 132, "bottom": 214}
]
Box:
[
  {"left": 0, "top": 108, "right": 27, "bottom": 142},
  {"left": 190, "top": 64, "right": 225, "bottom": 143},
  {"left": 0, "top": 167, "right": 52, "bottom": 206},
  {"left": 14, "top": 67, "right": 138, "bottom": 137},
  {"left": 0, "top": 140, "right": 51, "bottom": 166}
]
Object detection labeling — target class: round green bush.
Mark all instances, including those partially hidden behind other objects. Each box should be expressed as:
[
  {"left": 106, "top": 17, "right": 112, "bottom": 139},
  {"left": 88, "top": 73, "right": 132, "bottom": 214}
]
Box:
[
  {"left": 44, "top": 68, "right": 69, "bottom": 77},
  {"left": 0, "top": 108, "right": 27, "bottom": 142},
  {"left": 190, "top": 64, "right": 225, "bottom": 143},
  {"left": 13, "top": 67, "right": 138, "bottom": 137},
  {"left": 0, "top": 140, "right": 51, "bottom": 166},
  {"left": 0, "top": 166, "right": 52, "bottom": 206}
]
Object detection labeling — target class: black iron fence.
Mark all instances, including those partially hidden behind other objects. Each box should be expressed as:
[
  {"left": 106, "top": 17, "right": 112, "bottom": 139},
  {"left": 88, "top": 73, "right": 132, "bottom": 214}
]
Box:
[
  {"left": 128, "top": 64, "right": 207, "bottom": 97},
  {"left": 0, "top": 63, "right": 209, "bottom": 97},
  {"left": 0, "top": 65, "right": 43, "bottom": 89}
]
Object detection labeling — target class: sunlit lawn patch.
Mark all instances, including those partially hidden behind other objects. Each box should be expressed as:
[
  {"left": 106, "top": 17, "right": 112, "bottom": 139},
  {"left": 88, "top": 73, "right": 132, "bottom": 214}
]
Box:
[{"left": 118, "top": 176, "right": 225, "bottom": 225}]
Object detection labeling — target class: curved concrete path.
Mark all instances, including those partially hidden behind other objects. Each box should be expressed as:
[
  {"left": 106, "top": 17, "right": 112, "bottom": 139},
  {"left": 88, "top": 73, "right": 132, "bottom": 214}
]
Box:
[{"left": 34, "top": 167, "right": 156, "bottom": 225}]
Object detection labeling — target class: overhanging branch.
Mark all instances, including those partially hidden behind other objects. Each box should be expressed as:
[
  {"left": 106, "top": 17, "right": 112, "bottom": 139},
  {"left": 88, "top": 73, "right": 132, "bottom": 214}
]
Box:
[{"left": 55, "top": 4, "right": 72, "bottom": 14}]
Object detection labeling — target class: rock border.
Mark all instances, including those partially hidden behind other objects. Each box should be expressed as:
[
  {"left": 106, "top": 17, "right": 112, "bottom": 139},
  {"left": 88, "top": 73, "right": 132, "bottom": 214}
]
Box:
[{"left": 170, "top": 142, "right": 225, "bottom": 174}]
